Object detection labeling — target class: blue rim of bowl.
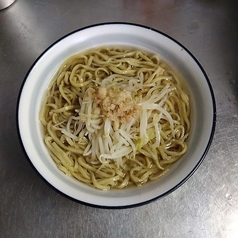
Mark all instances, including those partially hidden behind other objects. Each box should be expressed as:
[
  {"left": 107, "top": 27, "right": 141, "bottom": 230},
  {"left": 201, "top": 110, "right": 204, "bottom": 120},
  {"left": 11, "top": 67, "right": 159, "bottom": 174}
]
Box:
[{"left": 17, "top": 22, "right": 216, "bottom": 209}]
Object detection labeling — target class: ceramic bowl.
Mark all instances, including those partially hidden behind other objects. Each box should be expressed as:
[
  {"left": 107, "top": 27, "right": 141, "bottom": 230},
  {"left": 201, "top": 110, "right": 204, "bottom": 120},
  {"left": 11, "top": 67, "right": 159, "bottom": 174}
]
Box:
[{"left": 18, "top": 23, "right": 216, "bottom": 208}]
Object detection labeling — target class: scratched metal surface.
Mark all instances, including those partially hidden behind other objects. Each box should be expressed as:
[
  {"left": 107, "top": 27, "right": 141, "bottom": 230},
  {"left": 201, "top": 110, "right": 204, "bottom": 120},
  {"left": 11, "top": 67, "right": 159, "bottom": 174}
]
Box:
[{"left": 0, "top": 0, "right": 238, "bottom": 237}]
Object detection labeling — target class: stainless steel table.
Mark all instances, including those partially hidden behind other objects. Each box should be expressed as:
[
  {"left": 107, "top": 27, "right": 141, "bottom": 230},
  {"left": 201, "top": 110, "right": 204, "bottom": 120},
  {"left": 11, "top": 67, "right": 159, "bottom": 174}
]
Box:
[{"left": 1, "top": 1, "right": 238, "bottom": 237}]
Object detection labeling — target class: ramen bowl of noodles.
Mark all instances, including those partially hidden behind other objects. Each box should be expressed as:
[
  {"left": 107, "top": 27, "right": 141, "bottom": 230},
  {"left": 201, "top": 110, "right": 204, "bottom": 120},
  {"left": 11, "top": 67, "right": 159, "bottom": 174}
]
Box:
[{"left": 18, "top": 23, "right": 216, "bottom": 208}]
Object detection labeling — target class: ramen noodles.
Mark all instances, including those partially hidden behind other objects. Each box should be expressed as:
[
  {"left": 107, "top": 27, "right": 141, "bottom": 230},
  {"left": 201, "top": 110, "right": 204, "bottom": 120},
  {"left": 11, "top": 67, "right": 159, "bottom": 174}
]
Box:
[{"left": 40, "top": 47, "right": 190, "bottom": 190}]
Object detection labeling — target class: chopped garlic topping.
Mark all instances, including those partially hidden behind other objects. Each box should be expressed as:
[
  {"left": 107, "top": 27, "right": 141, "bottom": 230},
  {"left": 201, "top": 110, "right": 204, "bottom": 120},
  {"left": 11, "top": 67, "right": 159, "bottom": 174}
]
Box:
[{"left": 94, "top": 86, "right": 142, "bottom": 126}]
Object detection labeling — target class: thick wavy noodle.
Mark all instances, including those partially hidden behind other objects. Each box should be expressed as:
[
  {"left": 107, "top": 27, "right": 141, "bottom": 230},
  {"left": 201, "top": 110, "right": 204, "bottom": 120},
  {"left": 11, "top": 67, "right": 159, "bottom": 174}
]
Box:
[{"left": 40, "top": 47, "right": 190, "bottom": 190}]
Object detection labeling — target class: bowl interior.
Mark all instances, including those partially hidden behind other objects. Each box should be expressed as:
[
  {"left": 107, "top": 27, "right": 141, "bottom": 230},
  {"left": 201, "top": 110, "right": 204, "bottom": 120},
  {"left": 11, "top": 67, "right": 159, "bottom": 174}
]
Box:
[{"left": 18, "top": 23, "right": 215, "bottom": 208}]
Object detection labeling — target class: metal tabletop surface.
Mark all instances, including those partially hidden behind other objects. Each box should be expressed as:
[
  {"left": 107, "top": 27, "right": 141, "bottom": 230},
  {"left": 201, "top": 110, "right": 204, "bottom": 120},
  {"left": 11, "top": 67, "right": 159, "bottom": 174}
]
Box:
[{"left": 1, "top": 0, "right": 238, "bottom": 237}]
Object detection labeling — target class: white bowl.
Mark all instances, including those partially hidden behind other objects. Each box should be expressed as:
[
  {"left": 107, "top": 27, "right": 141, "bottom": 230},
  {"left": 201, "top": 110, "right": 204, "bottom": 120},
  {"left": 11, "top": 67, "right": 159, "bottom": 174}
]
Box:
[{"left": 18, "top": 23, "right": 216, "bottom": 208}]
